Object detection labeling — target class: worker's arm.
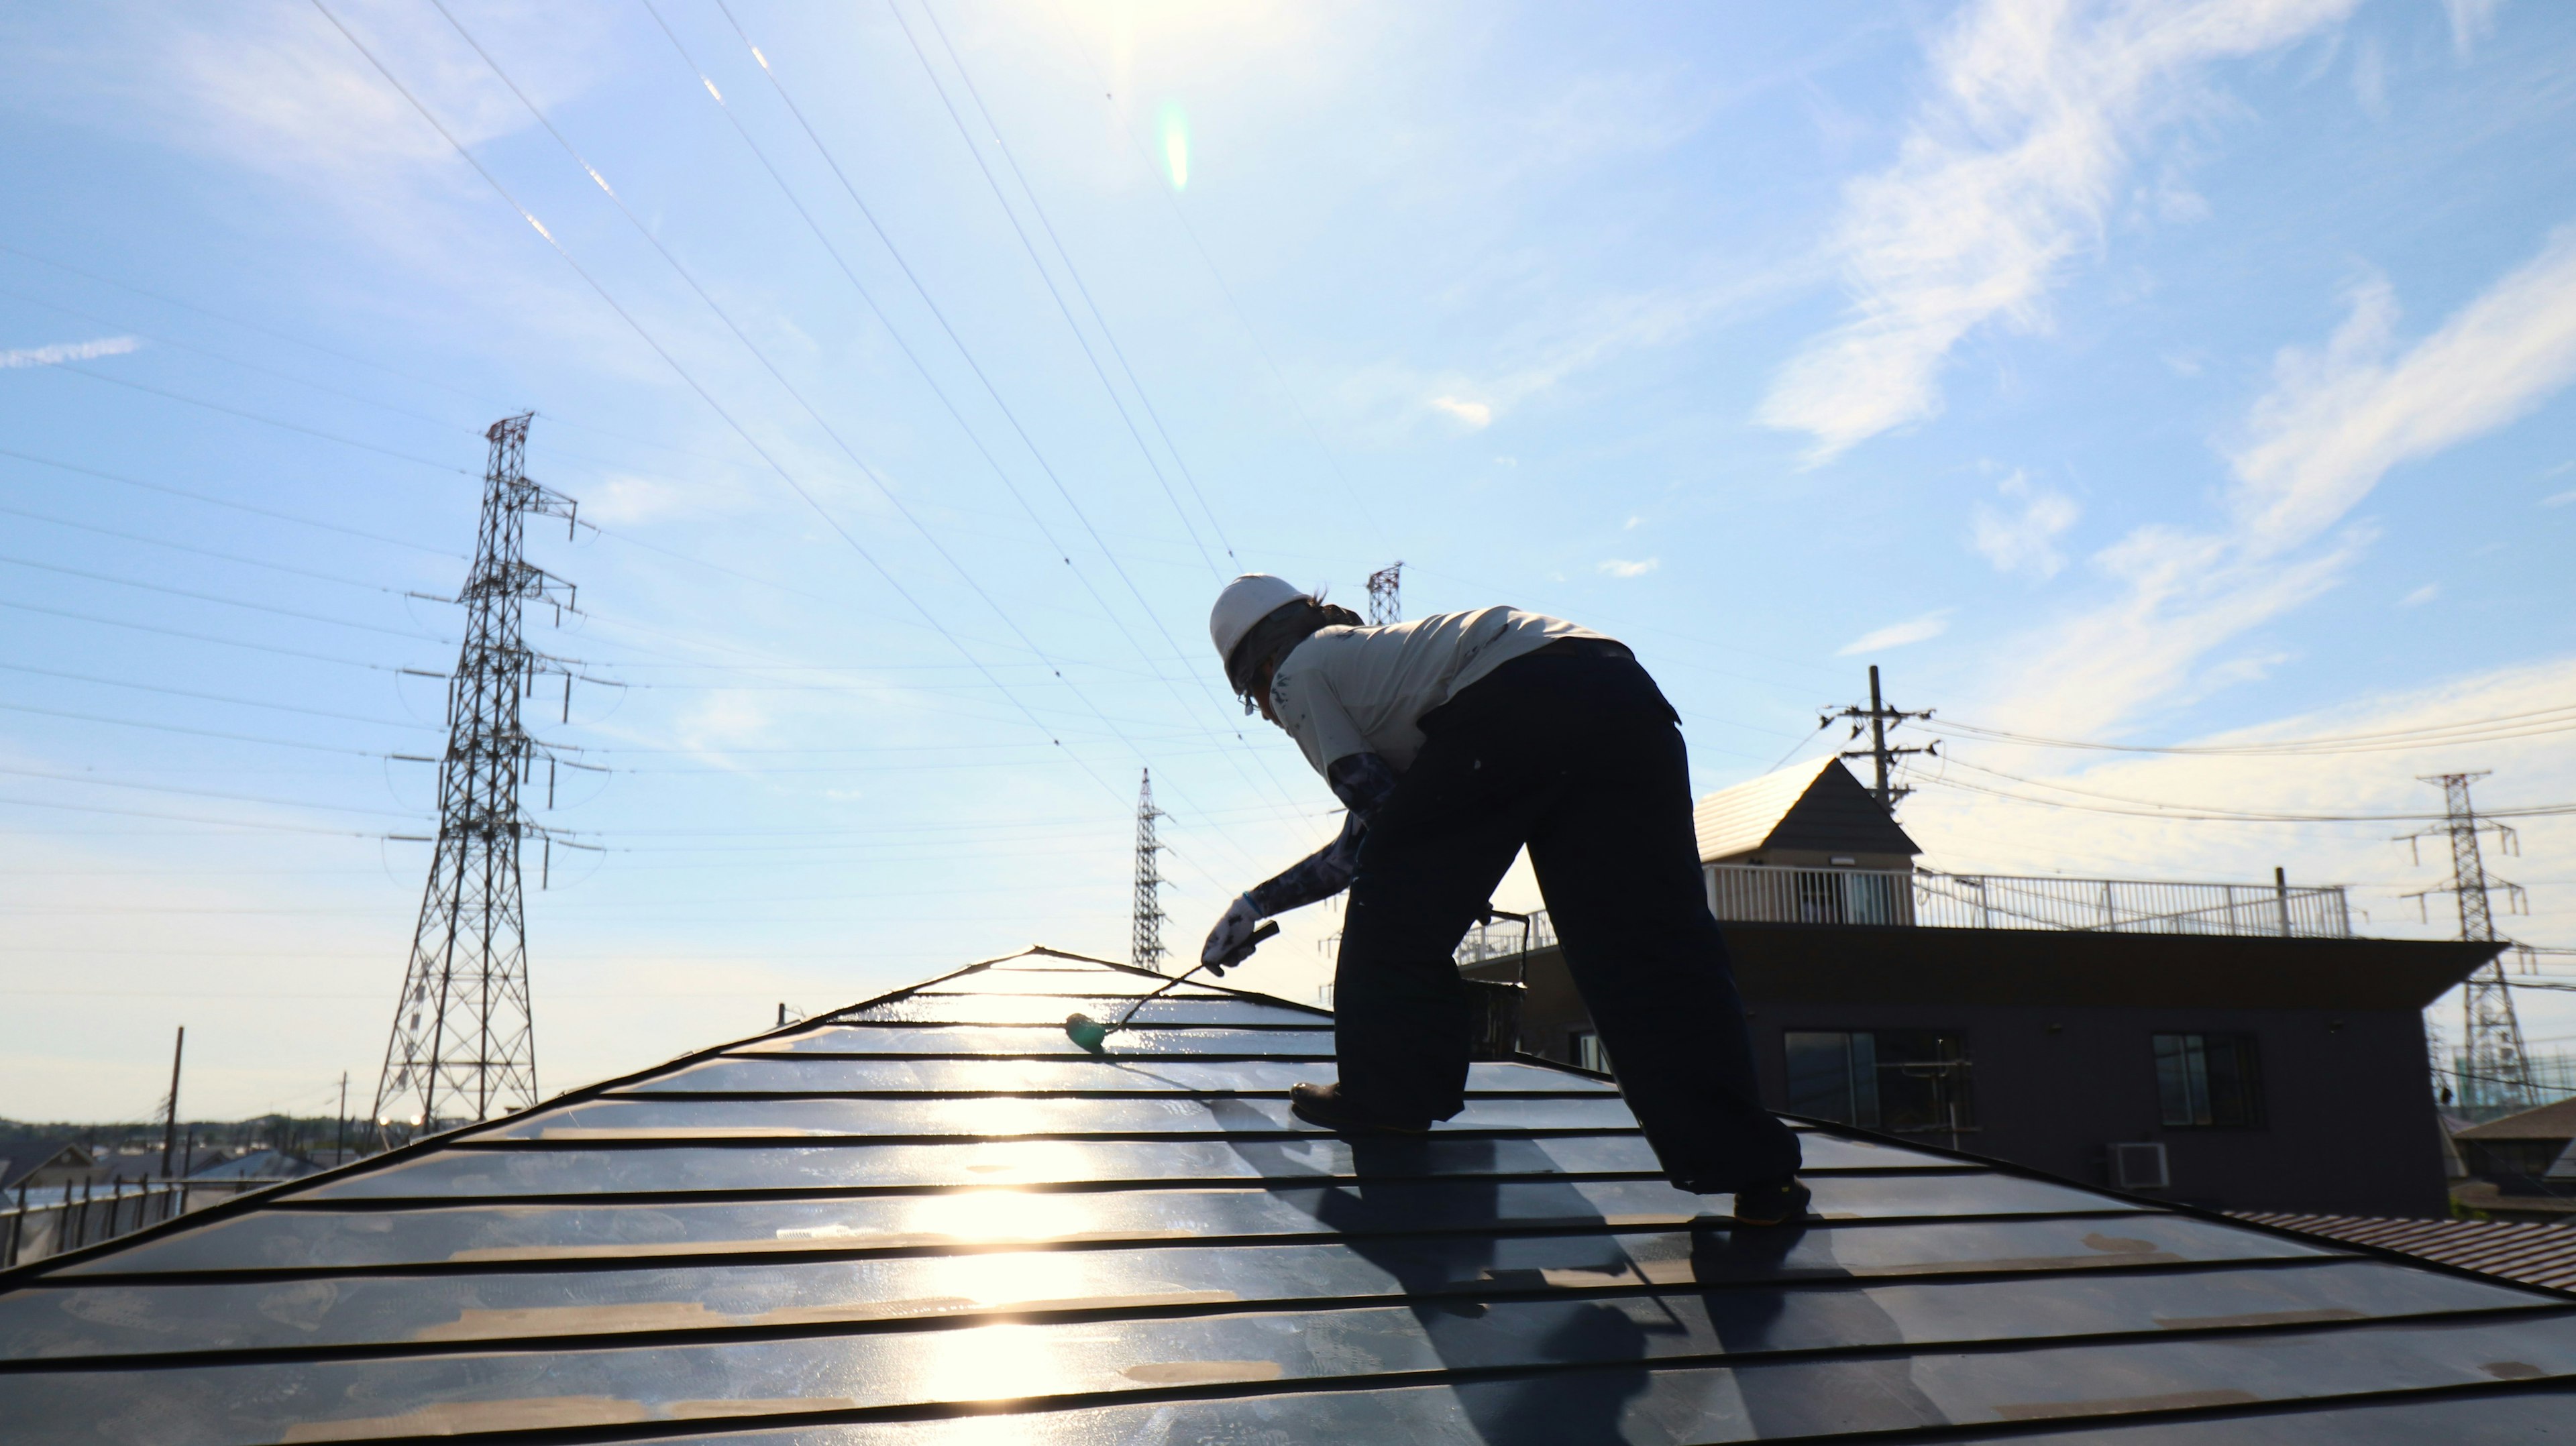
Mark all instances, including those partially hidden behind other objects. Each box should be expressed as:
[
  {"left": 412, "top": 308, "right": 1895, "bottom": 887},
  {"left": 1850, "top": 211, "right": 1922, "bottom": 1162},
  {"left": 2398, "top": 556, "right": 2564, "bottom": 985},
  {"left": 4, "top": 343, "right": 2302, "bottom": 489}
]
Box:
[{"left": 1201, "top": 753, "right": 1398, "bottom": 968}]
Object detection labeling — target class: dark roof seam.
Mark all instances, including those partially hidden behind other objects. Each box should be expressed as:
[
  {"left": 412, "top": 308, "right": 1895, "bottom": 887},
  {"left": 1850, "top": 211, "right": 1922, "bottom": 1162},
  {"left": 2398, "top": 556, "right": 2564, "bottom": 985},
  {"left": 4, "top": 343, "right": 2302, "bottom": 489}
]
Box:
[
  {"left": 0, "top": 1256, "right": 2504, "bottom": 1374},
  {"left": 20, "top": 1231, "right": 2347, "bottom": 1289},
  {"left": 44, "top": 1315, "right": 2570, "bottom": 1446}
]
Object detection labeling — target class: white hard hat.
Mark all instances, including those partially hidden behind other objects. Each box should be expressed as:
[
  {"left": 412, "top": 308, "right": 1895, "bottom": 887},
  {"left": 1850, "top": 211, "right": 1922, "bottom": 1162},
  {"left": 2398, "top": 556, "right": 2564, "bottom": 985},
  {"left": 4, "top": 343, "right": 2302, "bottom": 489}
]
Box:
[{"left": 1210, "top": 573, "right": 1307, "bottom": 673}]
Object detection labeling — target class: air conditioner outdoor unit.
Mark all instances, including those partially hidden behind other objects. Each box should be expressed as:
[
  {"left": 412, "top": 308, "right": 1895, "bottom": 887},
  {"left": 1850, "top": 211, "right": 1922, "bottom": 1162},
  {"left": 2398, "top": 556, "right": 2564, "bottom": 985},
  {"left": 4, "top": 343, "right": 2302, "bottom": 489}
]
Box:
[{"left": 2110, "top": 1141, "right": 2169, "bottom": 1191}]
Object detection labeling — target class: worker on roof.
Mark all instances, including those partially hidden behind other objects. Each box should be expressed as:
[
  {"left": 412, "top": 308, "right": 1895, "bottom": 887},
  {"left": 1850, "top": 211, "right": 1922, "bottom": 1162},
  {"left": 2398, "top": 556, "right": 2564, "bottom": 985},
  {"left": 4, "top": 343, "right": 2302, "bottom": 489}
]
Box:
[{"left": 1202, "top": 574, "right": 1808, "bottom": 1226}]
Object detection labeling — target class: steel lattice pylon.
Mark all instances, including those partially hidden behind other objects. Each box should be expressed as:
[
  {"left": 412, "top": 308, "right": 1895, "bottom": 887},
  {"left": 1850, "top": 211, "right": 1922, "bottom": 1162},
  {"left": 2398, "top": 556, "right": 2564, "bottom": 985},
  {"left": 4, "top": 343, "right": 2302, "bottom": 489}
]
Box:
[
  {"left": 1133, "top": 769, "right": 1168, "bottom": 973},
  {"left": 1366, "top": 561, "right": 1403, "bottom": 626},
  {"left": 2403, "top": 772, "right": 2534, "bottom": 1113},
  {"left": 372, "top": 414, "right": 578, "bottom": 1141}
]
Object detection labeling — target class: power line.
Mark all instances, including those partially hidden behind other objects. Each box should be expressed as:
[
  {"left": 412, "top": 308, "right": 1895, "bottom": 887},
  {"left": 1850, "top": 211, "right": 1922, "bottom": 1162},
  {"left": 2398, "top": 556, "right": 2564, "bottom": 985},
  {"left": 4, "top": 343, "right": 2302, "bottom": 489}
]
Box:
[
  {"left": 0, "top": 553, "right": 455, "bottom": 642},
  {"left": 37, "top": 361, "right": 472, "bottom": 476},
  {"left": 0, "top": 700, "right": 405, "bottom": 757},
  {"left": 0, "top": 765, "right": 425, "bottom": 820},
  {"left": 0, "top": 661, "right": 441, "bottom": 730},
  {"left": 0, "top": 598, "right": 443, "bottom": 676},
  {"left": 894, "top": 0, "right": 1222, "bottom": 575},
  {"left": 635, "top": 5, "right": 1300, "bottom": 859},
  {"left": 3, "top": 282, "right": 761, "bottom": 490},
  {"left": 0, "top": 793, "right": 408, "bottom": 838},
  {"left": 0, "top": 499, "right": 435, "bottom": 596},
  {"left": 1921, "top": 755, "right": 2576, "bottom": 824},
  {"left": 0, "top": 239, "right": 743, "bottom": 469},
  {"left": 1935, "top": 708, "right": 2576, "bottom": 757},
  {"left": 673, "top": 4, "right": 1304, "bottom": 824},
  {"left": 1037, "top": 0, "right": 1384, "bottom": 545},
  {"left": 0, "top": 445, "right": 465, "bottom": 556},
  {"left": 319, "top": 0, "right": 1132, "bottom": 816}
]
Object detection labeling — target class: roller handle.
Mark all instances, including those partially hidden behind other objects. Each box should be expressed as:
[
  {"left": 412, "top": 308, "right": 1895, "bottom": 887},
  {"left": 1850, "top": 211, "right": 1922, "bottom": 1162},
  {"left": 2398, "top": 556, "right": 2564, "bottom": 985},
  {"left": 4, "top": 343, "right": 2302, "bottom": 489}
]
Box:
[{"left": 1215, "top": 920, "right": 1283, "bottom": 970}]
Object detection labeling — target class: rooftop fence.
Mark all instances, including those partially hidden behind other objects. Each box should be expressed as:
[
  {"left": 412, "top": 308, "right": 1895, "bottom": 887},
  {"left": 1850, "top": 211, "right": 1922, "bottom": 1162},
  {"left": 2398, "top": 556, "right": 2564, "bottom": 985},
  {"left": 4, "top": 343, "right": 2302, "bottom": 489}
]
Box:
[
  {"left": 1, "top": 1177, "right": 290, "bottom": 1268},
  {"left": 1452, "top": 864, "right": 2354, "bottom": 966}
]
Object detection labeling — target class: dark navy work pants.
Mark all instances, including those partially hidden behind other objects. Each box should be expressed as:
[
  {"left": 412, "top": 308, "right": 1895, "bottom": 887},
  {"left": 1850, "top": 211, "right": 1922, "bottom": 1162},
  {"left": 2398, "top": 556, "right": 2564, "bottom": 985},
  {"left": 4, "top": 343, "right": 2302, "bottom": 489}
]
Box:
[{"left": 1332, "top": 645, "right": 1802, "bottom": 1192}]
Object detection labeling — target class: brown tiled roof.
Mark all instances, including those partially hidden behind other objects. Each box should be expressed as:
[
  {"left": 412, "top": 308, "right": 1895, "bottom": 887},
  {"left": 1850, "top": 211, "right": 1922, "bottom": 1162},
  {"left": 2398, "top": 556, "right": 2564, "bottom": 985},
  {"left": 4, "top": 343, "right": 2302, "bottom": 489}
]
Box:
[{"left": 2235, "top": 1211, "right": 2576, "bottom": 1292}]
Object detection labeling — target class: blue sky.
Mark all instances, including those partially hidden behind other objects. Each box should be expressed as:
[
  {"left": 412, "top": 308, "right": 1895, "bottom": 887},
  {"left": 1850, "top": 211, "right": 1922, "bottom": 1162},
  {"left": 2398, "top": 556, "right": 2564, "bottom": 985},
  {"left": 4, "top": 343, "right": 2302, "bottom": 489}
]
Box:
[{"left": 4, "top": 0, "right": 2574, "bottom": 1121}]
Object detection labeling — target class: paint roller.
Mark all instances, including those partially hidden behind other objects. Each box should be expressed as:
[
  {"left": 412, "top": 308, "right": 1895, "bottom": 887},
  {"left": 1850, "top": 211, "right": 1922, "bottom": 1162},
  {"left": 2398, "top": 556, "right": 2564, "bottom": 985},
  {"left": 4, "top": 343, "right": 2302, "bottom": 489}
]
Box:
[{"left": 1065, "top": 921, "right": 1279, "bottom": 1056}]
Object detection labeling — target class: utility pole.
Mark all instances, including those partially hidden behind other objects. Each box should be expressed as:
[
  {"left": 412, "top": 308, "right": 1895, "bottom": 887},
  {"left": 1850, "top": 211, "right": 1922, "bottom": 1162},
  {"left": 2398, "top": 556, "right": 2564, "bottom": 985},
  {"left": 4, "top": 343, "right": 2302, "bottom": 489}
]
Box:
[
  {"left": 2400, "top": 773, "right": 2533, "bottom": 1114},
  {"left": 1366, "top": 562, "right": 1403, "bottom": 626},
  {"left": 1133, "top": 769, "right": 1168, "bottom": 973},
  {"left": 1829, "top": 665, "right": 1934, "bottom": 810},
  {"left": 334, "top": 1072, "right": 348, "bottom": 1166},
  {"left": 158, "top": 1026, "right": 184, "bottom": 1179},
  {"left": 372, "top": 414, "right": 582, "bottom": 1144}
]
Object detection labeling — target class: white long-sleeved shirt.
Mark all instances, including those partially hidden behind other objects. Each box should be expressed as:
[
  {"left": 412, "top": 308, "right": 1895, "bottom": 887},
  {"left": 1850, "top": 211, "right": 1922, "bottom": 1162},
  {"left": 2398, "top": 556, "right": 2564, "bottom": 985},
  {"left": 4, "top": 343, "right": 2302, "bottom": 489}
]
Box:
[{"left": 1264, "top": 606, "right": 1610, "bottom": 776}]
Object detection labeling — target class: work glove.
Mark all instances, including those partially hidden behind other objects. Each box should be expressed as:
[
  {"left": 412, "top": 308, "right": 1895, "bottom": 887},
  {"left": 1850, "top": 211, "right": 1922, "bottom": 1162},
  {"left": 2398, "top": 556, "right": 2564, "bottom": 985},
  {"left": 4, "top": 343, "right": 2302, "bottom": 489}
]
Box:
[{"left": 1201, "top": 894, "right": 1263, "bottom": 974}]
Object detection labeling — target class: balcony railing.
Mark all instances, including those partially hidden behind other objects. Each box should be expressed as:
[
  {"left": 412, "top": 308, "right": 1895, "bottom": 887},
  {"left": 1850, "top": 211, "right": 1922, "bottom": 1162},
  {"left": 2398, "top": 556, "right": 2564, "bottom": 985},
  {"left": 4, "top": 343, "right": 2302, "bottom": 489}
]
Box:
[
  {"left": 1709, "top": 864, "right": 2353, "bottom": 937},
  {"left": 1454, "top": 865, "right": 2353, "bottom": 965}
]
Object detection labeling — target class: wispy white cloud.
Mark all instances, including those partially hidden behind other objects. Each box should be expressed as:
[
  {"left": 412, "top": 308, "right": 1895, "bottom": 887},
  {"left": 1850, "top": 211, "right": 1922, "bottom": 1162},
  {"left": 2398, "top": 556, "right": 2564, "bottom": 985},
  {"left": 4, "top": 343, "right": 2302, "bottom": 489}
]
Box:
[
  {"left": 1839, "top": 608, "right": 1954, "bottom": 655},
  {"left": 1971, "top": 471, "right": 2080, "bottom": 578},
  {"left": 1758, "top": 0, "right": 2357, "bottom": 460},
  {"left": 1599, "top": 557, "right": 1659, "bottom": 579},
  {"left": 1988, "top": 223, "right": 2576, "bottom": 734},
  {"left": 2544, "top": 489, "right": 2576, "bottom": 508},
  {"left": 2443, "top": 0, "right": 2506, "bottom": 59},
  {"left": 1429, "top": 395, "right": 1493, "bottom": 429},
  {"left": 2351, "top": 33, "right": 2387, "bottom": 118},
  {"left": 0, "top": 335, "right": 137, "bottom": 368},
  {"left": 2400, "top": 583, "right": 2440, "bottom": 607}
]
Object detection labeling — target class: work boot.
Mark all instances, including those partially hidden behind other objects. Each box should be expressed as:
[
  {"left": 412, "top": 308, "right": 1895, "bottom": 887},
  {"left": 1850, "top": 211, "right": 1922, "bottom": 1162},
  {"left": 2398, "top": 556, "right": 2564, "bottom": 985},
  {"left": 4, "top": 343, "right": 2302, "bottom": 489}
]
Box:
[
  {"left": 1287, "top": 1082, "right": 1431, "bottom": 1137},
  {"left": 1727, "top": 1176, "right": 1813, "bottom": 1227}
]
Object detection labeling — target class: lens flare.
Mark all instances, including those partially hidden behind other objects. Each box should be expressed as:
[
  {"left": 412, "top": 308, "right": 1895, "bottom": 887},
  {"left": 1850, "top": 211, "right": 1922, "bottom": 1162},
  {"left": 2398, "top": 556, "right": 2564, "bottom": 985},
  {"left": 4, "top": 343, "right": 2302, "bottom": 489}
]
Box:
[{"left": 1157, "top": 100, "right": 1189, "bottom": 190}]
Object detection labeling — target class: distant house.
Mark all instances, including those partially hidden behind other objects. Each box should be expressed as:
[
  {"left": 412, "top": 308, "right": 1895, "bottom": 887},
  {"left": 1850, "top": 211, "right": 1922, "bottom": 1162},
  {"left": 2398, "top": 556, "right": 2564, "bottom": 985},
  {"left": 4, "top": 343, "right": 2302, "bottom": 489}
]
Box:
[
  {"left": 1693, "top": 756, "right": 1922, "bottom": 871},
  {"left": 187, "top": 1150, "right": 323, "bottom": 1182},
  {"left": 2452, "top": 1098, "right": 2576, "bottom": 1218},
  {"left": 1464, "top": 757, "right": 2497, "bottom": 1218},
  {"left": 0, "top": 1143, "right": 103, "bottom": 1194}
]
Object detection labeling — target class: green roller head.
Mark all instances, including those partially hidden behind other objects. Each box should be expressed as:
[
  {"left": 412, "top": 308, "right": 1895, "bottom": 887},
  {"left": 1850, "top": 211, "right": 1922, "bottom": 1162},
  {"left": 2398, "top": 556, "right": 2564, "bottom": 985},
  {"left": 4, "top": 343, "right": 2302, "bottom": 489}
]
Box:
[{"left": 1064, "top": 1012, "right": 1111, "bottom": 1056}]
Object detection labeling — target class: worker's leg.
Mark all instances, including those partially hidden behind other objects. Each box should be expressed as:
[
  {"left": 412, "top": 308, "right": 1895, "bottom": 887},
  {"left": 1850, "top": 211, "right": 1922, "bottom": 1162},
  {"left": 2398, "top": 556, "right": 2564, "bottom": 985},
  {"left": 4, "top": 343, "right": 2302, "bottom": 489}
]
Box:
[
  {"left": 1523, "top": 658, "right": 1802, "bottom": 1190},
  {"left": 1332, "top": 712, "right": 1550, "bottom": 1122}
]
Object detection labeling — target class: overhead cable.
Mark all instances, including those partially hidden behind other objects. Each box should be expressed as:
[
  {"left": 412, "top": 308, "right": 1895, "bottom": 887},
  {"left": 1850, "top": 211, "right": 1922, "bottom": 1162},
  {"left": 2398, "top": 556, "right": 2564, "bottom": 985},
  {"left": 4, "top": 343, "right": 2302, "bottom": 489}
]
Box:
[
  {"left": 316, "top": 0, "right": 1134, "bottom": 816},
  {"left": 895, "top": 0, "right": 1224, "bottom": 573}
]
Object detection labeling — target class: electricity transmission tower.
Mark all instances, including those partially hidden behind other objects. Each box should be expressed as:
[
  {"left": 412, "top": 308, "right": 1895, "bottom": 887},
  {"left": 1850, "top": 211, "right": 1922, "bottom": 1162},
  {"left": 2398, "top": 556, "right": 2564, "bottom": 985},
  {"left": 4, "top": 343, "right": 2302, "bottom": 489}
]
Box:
[
  {"left": 1829, "top": 665, "right": 1934, "bottom": 810},
  {"left": 1366, "top": 561, "right": 1403, "bottom": 626},
  {"left": 1132, "top": 769, "right": 1167, "bottom": 972},
  {"left": 2401, "top": 773, "right": 2534, "bottom": 1113},
  {"left": 372, "top": 414, "right": 581, "bottom": 1141}
]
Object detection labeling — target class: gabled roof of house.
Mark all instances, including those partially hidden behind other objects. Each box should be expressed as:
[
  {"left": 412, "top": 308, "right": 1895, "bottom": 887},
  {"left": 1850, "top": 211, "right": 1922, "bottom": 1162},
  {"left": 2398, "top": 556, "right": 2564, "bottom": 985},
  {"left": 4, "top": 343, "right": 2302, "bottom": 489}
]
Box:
[
  {"left": 2456, "top": 1095, "right": 2576, "bottom": 1142},
  {"left": 3, "top": 946, "right": 2573, "bottom": 1443},
  {"left": 0, "top": 1140, "right": 93, "bottom": 1192},
  {"left": 1695, "top": 755, "right": 1921, "bottom": 863}
]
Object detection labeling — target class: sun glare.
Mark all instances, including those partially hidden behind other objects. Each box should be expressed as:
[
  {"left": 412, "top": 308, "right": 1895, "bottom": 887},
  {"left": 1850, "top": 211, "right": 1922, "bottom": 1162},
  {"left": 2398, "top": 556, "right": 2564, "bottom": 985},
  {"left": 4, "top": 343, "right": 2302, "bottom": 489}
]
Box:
[{"left": 1157, "top": 100, "right": 1189, "bottom": 190}]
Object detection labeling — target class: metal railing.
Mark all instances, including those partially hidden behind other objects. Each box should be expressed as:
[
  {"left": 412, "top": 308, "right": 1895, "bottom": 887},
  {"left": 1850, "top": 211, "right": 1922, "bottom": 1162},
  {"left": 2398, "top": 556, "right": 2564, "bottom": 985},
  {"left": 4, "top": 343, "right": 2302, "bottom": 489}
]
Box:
[
  {"left": 1, "top": 1177, "right": 292, "bottom": 1268},
  {"left": 1704, "top": 864, "right": 2351, "bottom": 938},
  {"left": 1450, "top": 866, "right": 2351, "bottom": 966},
  {"left": 1455, "top": 911, "right": 1557, "bottom": 968}
]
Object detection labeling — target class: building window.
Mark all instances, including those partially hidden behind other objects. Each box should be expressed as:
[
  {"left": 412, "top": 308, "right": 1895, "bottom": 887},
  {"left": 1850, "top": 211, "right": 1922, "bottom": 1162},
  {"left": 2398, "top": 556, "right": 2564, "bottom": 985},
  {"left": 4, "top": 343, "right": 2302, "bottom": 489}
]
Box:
[
  {"left": 1569, "top": 1030, "right": 1609, "bottom": 1074},
  {"left": 1783, "top": 1030, "right": 1974, "bottom": 1136},
  {"left": 2154, "top": 1034, "right": 2263, "bottom": 1127}
]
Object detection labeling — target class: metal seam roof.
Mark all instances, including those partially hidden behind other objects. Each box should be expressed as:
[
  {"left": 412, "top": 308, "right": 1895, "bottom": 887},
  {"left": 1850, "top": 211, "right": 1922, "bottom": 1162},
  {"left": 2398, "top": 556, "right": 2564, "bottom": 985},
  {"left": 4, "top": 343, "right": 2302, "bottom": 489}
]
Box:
[{"left": 3, "top": 946, "right": 2573, "bottom": 1444}]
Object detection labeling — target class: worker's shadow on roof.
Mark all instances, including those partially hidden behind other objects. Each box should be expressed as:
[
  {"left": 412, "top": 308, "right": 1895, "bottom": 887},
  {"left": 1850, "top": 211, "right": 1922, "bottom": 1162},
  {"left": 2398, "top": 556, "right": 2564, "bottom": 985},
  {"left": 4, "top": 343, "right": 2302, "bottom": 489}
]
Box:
[
  {"left": 1195, "top": 1094, "right": 1939, "bottom": 1440},
  {"left": 1200, "top": 1095, "right": 1653, "bottom": 1443}
]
